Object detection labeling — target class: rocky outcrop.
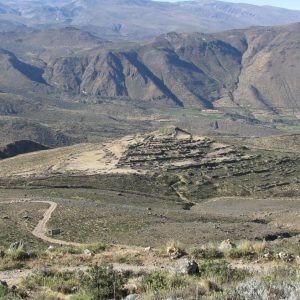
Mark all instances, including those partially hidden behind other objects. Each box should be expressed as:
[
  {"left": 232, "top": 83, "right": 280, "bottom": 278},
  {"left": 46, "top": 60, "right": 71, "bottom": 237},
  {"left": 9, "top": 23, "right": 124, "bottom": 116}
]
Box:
[
  {"left": 0, "top": 140, "right": 49, "bottom": 160},
  {"left": 172, "top": 258, "right": 200, "bottom": 276}
]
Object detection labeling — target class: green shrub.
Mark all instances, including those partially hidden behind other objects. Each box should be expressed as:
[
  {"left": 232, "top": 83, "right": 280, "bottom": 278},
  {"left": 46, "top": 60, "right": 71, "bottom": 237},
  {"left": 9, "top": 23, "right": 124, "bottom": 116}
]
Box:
[
  {"left": 0, "top": 284, "right": 9, "bottom": 297},
  {"left": 262, "top": 266, "right": 300, "bottom": 285},
  {"left": 191, "top": 245, "right": 223, "bottom": 259},
  {"left": 270, "top": 240, "right": 300, "bottom": 257},
  {"left": 139, "top": 271, "right": 188, "bottom": 293},
  {"left": 22, "top": 270, "right": 80, "bottom": 294},
  {"left": 253, "top": 241, "right": 267, "bottom": 254},
  {"left": 199, "top": 260, "right": 249, "bottom": 285},
  {"left": 9, "top": 245, "right": 29, "bottom": 261},
  {"left": 70, "top": 290, "right": 93, "bottom": 300},
  {"left": 226, "top": 241, "right": 256, "bottom": 260},
  {"left": 114, "top": 255, "right": 142, "bottom": 266},
  {"left": 225, "top": 240, "right": 266, "bottom": 260},
  {"left": 141, "top": 271, "right": 170, "bottom": 292},
  {"left": 81, "top": 264, "right": 124, "bottom": 300},
  {"left": 0, "top": 256, "right": 24, "bottom": 271},
  {"left": 49, "top": 243, "right": 106, "bottom": 255},
  {"left": 86, "top": 242, "right": 107, "bottom": 254}
]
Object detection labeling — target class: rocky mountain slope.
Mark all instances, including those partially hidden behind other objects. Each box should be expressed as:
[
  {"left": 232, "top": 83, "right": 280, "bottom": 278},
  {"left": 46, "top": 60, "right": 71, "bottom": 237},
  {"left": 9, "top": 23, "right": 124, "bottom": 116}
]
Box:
[
  {"left": 0, "top": 24, "right": 299, "bottom": 146},
  {"left": 1, "top": 0, "right": 300, "bottom": 40},
  {"left": 43, "top": 31, "right": 242, "bottom": 108},
  {"left": 1, "top": 23, "right": 298, "bottom": 114},
  {"left": 220, "top": 23, "right": 300, "bottom": 114}
]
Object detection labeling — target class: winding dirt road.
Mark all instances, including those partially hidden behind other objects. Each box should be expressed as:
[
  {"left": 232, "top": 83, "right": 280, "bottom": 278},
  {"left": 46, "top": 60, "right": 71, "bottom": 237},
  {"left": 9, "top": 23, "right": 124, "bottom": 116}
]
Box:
[
  {"left": 31, "top": 200, "right": 81, "bottom": 246},
  {"left": 1, "top": 196, "right": 299, "bottom": 287},
  {"left": 0, "top": 199, "right": 81, "bottom": 246},
  {"left": 0, "top": 199, "right": 163, "bottom": 284}
]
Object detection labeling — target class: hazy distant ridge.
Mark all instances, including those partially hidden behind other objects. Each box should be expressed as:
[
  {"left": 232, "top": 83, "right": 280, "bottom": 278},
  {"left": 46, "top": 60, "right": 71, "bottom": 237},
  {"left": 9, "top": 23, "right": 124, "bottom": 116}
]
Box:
[{"left": 1, "top": 0, "right": 300, "bottom": 39}]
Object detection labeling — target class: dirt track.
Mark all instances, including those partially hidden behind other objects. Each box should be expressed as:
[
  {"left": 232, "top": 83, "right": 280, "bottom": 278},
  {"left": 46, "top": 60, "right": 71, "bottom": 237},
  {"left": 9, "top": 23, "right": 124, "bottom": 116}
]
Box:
[
  {"left": 30, "top": 201, "right": 81, "bottom": 246},
  {"left": 0, "top": 200, "right": 81, "bottom": 246},
  {"left": 1, "top": 196, "right": 300, "bottom": 286}
]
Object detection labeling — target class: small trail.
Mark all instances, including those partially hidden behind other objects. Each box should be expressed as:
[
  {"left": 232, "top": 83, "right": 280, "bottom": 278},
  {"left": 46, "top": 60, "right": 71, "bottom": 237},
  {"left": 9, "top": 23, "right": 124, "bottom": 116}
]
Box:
[
  {"left": 30, "top": 201, "right": 81, "bottom": 246},
  {"left": 171, "top": 175, "right": 195, "bottom": 205},
  {"left": 0, "top": 199, "right": 81, "bottom": 246}
]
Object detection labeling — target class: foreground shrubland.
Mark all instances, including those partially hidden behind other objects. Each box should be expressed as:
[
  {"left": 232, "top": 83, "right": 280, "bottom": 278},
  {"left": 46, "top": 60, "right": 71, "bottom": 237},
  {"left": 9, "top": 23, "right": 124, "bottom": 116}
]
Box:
[{"left": 0, "top": 237, "right": 299, "bottom": 299}]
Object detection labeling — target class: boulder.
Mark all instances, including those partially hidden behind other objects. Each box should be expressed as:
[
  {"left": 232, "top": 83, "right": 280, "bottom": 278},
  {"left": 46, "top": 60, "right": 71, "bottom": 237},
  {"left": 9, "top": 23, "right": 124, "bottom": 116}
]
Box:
[
  {"left": 21, "top": 252, "right": 31, "bottom": 259},
  {"left": 71, "top": 286, "right": 78, "bottom": 294},
  {"left": 0, "top": 250, "right": 4, "bottom": 258},
  {"left": 263, "top": 252, "right": 273, "bottom": 260},
  {"left": 7, "top": 241, "right": 30, "bottom": 259},
  {"left": 172, "top": 258, "right": 199, "bottom": 275}
]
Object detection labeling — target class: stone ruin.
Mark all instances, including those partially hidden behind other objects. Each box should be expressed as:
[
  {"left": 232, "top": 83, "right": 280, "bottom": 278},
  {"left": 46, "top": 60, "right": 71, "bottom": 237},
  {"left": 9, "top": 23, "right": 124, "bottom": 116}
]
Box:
[{"left": 117, "top": 127, "right": 251, "bottom": 171}]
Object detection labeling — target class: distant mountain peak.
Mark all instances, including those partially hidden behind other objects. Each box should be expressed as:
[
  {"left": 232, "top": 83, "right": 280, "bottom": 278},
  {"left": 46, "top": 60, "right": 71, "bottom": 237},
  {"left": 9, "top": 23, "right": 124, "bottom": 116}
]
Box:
[{"left": 1, "top": 0, "right": 300, "bottom": 40}]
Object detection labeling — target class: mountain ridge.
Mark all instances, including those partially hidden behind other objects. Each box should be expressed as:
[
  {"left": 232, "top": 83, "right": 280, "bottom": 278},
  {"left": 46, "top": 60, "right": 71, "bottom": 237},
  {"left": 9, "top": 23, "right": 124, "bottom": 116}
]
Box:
[
  {"left": 0, "top": 23, "right": 299, "bottom": 146},
  {"left": 39, "top": 23, "right": 300, "bottom": 114},
  {"left": 1, "top": 0, "right": 300, "bottom": 40},
  {"left": 0, "top": 23, "right": 299, "bottom": 114}
]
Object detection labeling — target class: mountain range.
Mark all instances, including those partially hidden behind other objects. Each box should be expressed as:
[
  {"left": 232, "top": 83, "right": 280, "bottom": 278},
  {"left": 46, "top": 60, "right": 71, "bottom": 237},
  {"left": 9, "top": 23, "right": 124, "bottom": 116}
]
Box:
[
  {"left": 0, "top": 1, "right": 299, "bottom": 147},
  {"left": 1, "top": 23, "right": 299, "bottom": 114},
  {"left": 1, "top": 0, "right": 300, "bottom": 40}
]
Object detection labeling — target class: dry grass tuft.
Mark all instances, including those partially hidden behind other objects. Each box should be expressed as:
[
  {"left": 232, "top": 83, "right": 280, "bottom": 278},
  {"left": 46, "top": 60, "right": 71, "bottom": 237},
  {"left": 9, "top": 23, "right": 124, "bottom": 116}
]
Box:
[
  {"left": 166, "top": 240, "right": 186, "bottom": 259},
  {"left": 236, "top": 240, "right": 253, "bottom": 253},
  {"left": 253, "top": 241, "right": 267, "bottom": 254},
  {"left": 166, "top": 240, "right": 182, "bottom": 250},
  {"left": 199, "top": 279, "right": 221, "bottom": 294}
]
